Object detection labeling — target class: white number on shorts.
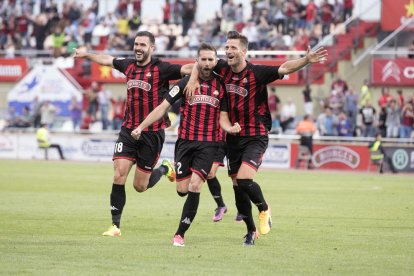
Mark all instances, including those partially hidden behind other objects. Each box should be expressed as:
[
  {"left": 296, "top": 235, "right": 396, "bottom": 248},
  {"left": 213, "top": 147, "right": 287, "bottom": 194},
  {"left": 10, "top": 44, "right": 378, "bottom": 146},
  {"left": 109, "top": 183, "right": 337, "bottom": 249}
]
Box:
[
  {"left": 176, "top": 162, "right": 182, "bottom": 174},
  {"left": 114, "top": 142, "right": 123, "bottom": 153}
]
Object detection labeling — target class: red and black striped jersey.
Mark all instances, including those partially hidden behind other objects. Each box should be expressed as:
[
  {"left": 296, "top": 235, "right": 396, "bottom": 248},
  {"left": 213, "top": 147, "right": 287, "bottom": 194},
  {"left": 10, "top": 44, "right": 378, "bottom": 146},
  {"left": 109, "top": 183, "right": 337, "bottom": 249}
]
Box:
[
  {"left": 165, "top": 75, "right": 228, "bottom": 142},
  {"left": 113, "top": 57, "right": 182, "bottom": 131},
  {"left": 215, "top": 59, "right": 283, "bottom": 137}
]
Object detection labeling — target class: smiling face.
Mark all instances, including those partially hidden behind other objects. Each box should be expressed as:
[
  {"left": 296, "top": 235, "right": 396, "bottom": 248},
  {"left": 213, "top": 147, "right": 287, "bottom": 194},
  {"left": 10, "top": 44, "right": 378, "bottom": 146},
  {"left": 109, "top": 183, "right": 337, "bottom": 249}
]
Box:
[
  {"left": 133, "top": 35, "right": 154, "bottom": 65},
  {"left": 224, "top": 38, "right": 247, "bottom": 73},
  {"left": 197, "top": 49, "right": 217, "bottom": 80}
]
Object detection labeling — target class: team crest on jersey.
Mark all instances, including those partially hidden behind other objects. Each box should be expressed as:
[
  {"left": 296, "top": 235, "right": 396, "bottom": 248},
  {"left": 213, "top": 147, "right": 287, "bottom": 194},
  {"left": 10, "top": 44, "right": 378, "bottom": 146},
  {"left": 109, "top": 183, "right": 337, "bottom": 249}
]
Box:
[
  {"left": 169, "top": 85, "right": 180, "bottom": 97},
  {"left": 188, "top": 95, "right": 220, "bottom": 107},
  {"left": 242, "top": 78, "right": 248, "bottom": 83},
  {"left": 213, "top": 90, "right": 219, "bottom": 96},
  {"left": 226, "top": 84, "right": 248, "bottom": 97},
  {"left": 127, "top": 80, "right": 151, "bottom": 91},
  {"left": 146, "top": 72, "right": 152, "bottom": 77}
]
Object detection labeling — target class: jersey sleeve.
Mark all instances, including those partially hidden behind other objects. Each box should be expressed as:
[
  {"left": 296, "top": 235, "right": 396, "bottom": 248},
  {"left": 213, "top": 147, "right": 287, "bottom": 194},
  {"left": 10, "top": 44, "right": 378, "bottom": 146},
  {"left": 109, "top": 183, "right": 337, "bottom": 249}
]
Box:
[
  {"left": 214, "top": 58, "right": 227, "bottom": 73},
  {"left": 112, "top": 58, "right": 133, "bottom": 74},
  {"left": 159, "top": 61, "right": 183, "bottom": 80},
  {"left": 253, "top": 65, "right": 283, "bottom": 84},
  {"left": 165, "top": 77, "right": 188, "bottom": 105},
  {"left": 219, "top": 83, "right": 228, "bottom": 112}
]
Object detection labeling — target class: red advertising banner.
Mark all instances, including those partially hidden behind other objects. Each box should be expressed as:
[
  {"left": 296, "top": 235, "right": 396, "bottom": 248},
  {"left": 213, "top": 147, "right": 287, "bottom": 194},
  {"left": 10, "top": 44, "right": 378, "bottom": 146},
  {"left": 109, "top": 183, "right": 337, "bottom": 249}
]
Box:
[
  {"left": 0, "top": 58, "right": 28, "bottom": 82},
  {"left": 91, "top": 58, "right": 299, "bottom": 84},
  {"left": 291, "top": 143, "right": 414, "bottom": 172},
  {"left": 381, "top": 0, "right": 414, "bottom": 31},
  {"left": 371, "top": 58, "right": 414, "bottom": 86}
]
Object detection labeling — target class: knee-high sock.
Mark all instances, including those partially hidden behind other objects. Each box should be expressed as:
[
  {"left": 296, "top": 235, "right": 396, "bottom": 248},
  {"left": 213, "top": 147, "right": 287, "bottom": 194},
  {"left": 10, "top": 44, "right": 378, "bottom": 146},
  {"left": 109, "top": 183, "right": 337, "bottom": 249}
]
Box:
[
  {"left": 233, "top": 185, "right": 255, "bottom": 232},
  {"left": 237, "top": 179, "right": 268, "bottom": 212},
  {"left": 147, "top": 165, "right": 168, "bottom": 188},
  {"left": 207, "top": 177, "right": 225, "bottom": 207},
  {"left": 175, "top": 191, "right": 200, "bottom": 237},
  {"left": 110, "top": 184, "right": 126, "bottom": 228}
]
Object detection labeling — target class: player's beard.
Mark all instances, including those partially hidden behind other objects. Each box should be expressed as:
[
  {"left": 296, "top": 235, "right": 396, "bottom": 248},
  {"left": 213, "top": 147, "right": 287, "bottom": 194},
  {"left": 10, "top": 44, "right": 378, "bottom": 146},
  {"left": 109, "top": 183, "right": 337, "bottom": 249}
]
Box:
[
  {"left": 200, "top": 67, "right": 212, "bottom": 80},
  {"left": 135, "top": 50, "right": 150, "bottom": 64}
]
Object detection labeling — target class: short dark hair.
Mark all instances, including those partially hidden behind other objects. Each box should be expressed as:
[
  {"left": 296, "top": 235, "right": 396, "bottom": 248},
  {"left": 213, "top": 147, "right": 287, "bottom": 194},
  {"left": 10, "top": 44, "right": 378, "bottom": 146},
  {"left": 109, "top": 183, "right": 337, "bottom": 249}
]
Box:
[
  {"left": 227, "top": 31, "right": 249, "bottom": 49},
  {"left": 197, "top": 42, "right": 217, "bottom": 57},
  {"left": 135, "top": 31, "right": 155, "bottom": 45}
]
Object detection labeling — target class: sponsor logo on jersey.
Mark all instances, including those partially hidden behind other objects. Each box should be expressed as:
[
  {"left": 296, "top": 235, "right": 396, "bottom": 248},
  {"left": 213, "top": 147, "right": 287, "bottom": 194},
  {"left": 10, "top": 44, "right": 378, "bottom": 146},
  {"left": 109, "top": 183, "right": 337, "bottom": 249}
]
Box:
[
  {"left": 226, "top": 84, "right": 248, "bottom": 97},
  {"left": 188, "top": 95, "right": 220, "bottom": 107},
  {"left": 146, "top": 72, "right": 152, "bottom": 78},
  {"left": 169, "top": 85, "right": 180, "bottom": 97},
  {"left": 127, "top": 80, "right": 151, "bottom": 91}
]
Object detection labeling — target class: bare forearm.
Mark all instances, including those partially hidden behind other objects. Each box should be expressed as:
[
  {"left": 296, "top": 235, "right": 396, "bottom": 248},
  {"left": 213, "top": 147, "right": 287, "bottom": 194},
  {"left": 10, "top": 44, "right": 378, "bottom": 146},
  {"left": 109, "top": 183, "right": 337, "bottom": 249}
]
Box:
[
  {"left": 278, "top": 56, "right": 309, "bottom": 75},
  {"left": 181, "top": 63, "right": 195, "bottom": 75},
  {"left": 83, "top": 53, "right": 114, "bottom": 67},
  {"left": 139, "top": 101, "right": 170, "bottom": 130}
]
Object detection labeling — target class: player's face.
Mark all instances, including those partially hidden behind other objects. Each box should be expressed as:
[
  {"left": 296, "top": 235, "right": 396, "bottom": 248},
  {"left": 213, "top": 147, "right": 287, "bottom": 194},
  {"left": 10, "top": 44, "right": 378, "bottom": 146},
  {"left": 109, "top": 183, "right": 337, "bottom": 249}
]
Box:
[
  {"left": 197, "top": 50, "right": 217, "bottom": 80},
  {"left": 224, "top": 39, "right": 246, "bottom": 68},
  {"left": 133, "top": 36, "right": 154, "bottom": 65}
]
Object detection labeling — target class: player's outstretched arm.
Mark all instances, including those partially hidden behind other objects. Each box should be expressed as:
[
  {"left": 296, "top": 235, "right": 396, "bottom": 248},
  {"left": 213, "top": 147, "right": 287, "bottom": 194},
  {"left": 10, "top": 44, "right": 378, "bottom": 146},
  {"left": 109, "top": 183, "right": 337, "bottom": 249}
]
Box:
[
  {"left": 278, "top": 46, "right": 328, "bottom": 75},
  {"left": 73, "top": 48, "right": 115, "bottom": 67},
  {"left": 180, "top": 62, "right": 195, "bottom": 76},
  {"left": 183, "top": 62, "right": 200, "bottom": 98},
  {"left": 131, "top": 100, "right": 171, "bottom": 140},
  {"left": 219, "top": 111, "right": 241, "bottom": 135}
]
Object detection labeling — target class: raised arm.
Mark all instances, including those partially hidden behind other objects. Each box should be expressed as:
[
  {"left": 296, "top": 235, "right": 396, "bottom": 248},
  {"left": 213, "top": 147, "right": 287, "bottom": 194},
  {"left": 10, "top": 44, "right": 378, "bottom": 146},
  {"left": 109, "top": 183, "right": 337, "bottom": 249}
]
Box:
[
  {"left": 219, "top": 111, "right": 241, "bottom": 135},
  {"left": 73, "top": 48, "right": 115, "bottom": 67},
  {"left": 180, "top": 63, "right": 195, "bottom": 76},
  {"left": 278, "top": 46, "right": 328, "bottom": 75},
  {"left": 183, "top": 62, "right": 200, "bottom": 98},
  {"left": 131, "top": 100, "right": 172, "bottom": 140}
]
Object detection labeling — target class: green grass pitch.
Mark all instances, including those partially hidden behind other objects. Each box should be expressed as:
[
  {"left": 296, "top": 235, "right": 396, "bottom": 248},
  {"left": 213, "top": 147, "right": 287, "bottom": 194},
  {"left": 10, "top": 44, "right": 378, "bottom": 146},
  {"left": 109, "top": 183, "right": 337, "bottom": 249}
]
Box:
[{"left": 1, "top": 160, "right": 413, "bottom": 275}]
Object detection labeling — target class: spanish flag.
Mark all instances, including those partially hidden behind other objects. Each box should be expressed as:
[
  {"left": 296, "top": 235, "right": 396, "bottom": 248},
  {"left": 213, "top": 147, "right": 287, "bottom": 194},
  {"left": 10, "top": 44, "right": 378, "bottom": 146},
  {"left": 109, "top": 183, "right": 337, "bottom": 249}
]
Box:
[{"left": 381, "top": 0, "right": 414, "bottom": 31}]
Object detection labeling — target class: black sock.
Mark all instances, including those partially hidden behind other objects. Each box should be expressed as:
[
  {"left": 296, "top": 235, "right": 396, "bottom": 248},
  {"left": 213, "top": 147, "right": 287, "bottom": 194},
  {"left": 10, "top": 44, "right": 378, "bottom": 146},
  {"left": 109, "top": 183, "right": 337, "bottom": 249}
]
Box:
[
  {"left": 147, "top": 166, "right": 166, "bottom": 189},
  {"left": 110, "top": 183, "right": 126, "bottom": 228},
  {"left": 233, "top": 185, "right": 255, "bottom": 232},
  {"left": 176, "top": 191, "right": 200, "bottom": 237},
  {"left": 207, "top": 177, "right": 225, "bottom": 207},
  {"left": 237, "top": 179, "right": 268, "bottom": 212}
]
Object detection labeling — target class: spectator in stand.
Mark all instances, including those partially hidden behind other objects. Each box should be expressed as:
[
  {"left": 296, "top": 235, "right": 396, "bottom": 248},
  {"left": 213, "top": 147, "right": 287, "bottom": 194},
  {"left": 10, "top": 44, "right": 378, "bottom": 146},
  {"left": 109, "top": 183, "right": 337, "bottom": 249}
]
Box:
[
  {"left": 317, "top": 107, "right": 338, "bottom": 136},
  {"left": 296, "top": 114, "right": 316, "bottom": 155},
  {"left": 337, "top": 112, "right": 352, "bottom": 137},
  {"left": 359, "top": 79, "right": 371, "bottom": 107},
  {"left": 83, "top": 8, "right": 97, "bottom": 46},
  {"left": 359, "top": 101, "right": 376, "bottom": 137},
  {"left": 331, "top": 75, "right": 348, "bottom": 95},
  {"left": 343, "top": 0, "right": 353, "bottom": 20},
  {"left": 69, "top": 96, "right": 82, "bottom": 132},
  {"left": 400, "top": 103, "right": 414, "bottom": 138},
  {"left": 378, "top": 87, "right": 391, "bottom": 108},
  {"left": 235, "top": 3, "right": 244, "bottom": 32},
  {"left": 181, "top": 0, "right": 196, "bottom": 36},
  {"left": 280, "top": 97, "right": 297, "bottom": 132},
  {"left": 397, "top": 89, "right": 405, "bottom": 107},
  {"left": 377, "top": 106, "right": 387, "bottom": 138},
  {"left": 305, "top": 0, "right": 318, "bottom": 31},
  {"left": 295, "top": 0, "right": 307, "bottom": 30},
  {"left": 40, "top": 100, "right": 58, "bottom": 128},
  {"left": 97, "top": 84, "right": 112, "bottom": 130},
  {"left": 51, "top": 26, "right": 65, "bottom": 58},
  {"left": 31, "top": 95, "right": 42, "bottom": 128},
  {"left": 302, "top": 84, "right": 313, "bottom": 116},
  {"left": 328, "top": 89, "right": 344, "bottom": 115},
  {"left": 385, "top": 99, "right": 400, "bottom": 138},
  {"left": 163, "top": 0, "right": 171, "bottom": 24},
  {"left": 320, "top": 0, "right": 334, "bottom": 36},
  {"left": 242, "top": 20, "right": 259, "bottom": 50},
  {"left": 221, "top": 0, "right": 236, "bottom": 33},
  {"left": 268, "top": 87, "right": 281, "bottom": 133},
  {"left": 344, "top": 87, "right": 358, "bottom": 136},
  {"left": 333, "top": 0, "right": 344, "bottom": 24},
  {"left": 87, "top": 81, "right": 99, "bottom": 122},
  {"left": 111, "top": 96, "right": 125, "bottom": 131},
  {"left": 273, "top": 0, "right": 287, "bottom": 34},
  {"left": 284, "top": 0, "right": 297, "bottom": 35}
]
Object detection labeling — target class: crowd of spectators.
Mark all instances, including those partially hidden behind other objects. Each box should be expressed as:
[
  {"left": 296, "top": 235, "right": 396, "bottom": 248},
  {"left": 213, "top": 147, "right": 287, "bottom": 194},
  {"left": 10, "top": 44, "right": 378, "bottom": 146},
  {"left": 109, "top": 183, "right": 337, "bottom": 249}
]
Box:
[
  {"left": 269, "top": 77, "right": 414, "bottom": 139},
  {"left": 0, "top": 0, "right": 353, "bottom": 58}
]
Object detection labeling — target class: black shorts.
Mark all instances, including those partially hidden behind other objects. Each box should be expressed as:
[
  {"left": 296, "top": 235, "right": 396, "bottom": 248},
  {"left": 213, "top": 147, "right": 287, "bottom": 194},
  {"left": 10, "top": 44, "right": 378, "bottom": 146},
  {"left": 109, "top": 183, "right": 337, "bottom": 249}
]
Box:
[
  {"left": 213, "top": 141, "right": 227, "bottom": 166},
  {"left": 113, "top": 127, "right": 165, "bottom": 173},
  {"left": 174, "top": 139, "right": 218, "bottom": 181},
  {"left": 226, "top": 135, "right": 269, "bottom": 176}
]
